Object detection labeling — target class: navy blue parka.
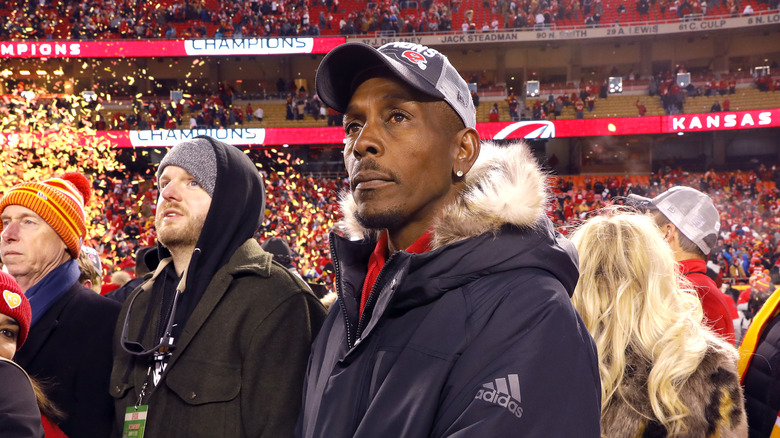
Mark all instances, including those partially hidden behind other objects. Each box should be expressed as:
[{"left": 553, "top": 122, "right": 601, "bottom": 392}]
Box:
[{"left": 297, "top": 142, "right": 601, "bottom": 437}]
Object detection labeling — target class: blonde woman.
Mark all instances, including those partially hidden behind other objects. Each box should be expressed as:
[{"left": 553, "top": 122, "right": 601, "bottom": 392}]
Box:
[{"left": 570, "top": 210, "right": 747, "bottom": 437}]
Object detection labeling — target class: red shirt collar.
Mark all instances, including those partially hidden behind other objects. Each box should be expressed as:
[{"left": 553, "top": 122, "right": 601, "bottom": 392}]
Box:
[
  {"left": 371, "top": 229, "right": 433, "bottom": 264},
  {"left": 677, "top": 258, "right": 707, "bottom": 274},
  {"left": 360, "top": 230, "right": 433, "bottom": 316}
]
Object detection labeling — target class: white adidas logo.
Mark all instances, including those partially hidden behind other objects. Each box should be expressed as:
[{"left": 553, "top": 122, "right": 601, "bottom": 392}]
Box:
[{"left": 474, "top": 374, "right": 524, "bottom": 418}]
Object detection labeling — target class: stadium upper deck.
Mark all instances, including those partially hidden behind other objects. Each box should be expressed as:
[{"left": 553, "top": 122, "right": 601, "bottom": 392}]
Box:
[
  {"left": 0, "top": 0, "right": 777, "bottom": 40},
  {"left": 0, "top": 0, "right": 778, "bottom": 154}
]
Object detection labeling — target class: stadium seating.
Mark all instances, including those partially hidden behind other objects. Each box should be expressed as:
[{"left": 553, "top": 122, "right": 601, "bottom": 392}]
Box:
[
  {"left": 17, "top": 83, "right": 780, "bottom": 131},
  {"left": 2, "top": 0, "right": 776, "bottom": 41}
]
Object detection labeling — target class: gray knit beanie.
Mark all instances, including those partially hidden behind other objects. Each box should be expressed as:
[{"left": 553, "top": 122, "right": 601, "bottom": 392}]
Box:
[{"left": 157, "top": 138, "right": 217, "bottom": 197}]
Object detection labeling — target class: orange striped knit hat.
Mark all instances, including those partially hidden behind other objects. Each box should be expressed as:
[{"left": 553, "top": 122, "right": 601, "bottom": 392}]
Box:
[{"left": 0, "top": 172, "right": 91, "bottom": 259}]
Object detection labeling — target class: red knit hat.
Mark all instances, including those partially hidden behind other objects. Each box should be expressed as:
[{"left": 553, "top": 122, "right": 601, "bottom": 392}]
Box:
[
  {"left": 0, "top": 172, "right": 91, "bottom": 259},
  {"left": 118, "top": 256, "right": 136, "bottom": 271},
  {"left": 754, "top": 275, "right": 771, "bottom": 294},
  {"left": 0, "top": 271, "right": 31, "bottom": 350}
]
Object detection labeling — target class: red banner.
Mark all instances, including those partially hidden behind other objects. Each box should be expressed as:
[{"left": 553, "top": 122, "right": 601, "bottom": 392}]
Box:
[
  {"left": 1, "top": 109, "right": 777, "bottom": 148},
  {"left": 480, "top": 109, "right": 780, "bottom": 139},
  {"left": 664, "top": 109, "right": 776, "bottom": 132},
  {"left": 0, "top": 37, "right": 345, "bottom": 58}
]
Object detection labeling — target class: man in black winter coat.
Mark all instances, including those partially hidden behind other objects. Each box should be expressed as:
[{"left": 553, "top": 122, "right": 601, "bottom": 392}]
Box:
[
  {"left": 297, "top": 42, "right": 601, "bottom": 438},
  {"left": 1, "top": 172, "right": 120, "bottom": 437}
]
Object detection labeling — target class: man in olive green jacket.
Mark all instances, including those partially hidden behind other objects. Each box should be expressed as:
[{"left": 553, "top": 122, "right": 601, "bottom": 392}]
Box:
[{"left": 111, "top": 136, "right": 326, "bottom": 437}]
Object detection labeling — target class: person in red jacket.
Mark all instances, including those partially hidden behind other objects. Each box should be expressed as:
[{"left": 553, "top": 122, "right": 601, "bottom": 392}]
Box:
[
  {"left": 574, "top": 98, "right": 584, "bottom": 118},
  {"left": 488, "top": 103, "right": 500, "bottom": 122},
  {"left": 629, "top": 186, "right": 737, "bottom": 345},
  {"left": 635, "top": 99, "right": 647, "bottom": 116}
]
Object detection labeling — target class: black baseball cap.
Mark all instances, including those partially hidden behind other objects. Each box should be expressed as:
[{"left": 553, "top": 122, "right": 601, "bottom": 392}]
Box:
[{"left": 315, "top": 42, "right": 476, "bottom": 129}]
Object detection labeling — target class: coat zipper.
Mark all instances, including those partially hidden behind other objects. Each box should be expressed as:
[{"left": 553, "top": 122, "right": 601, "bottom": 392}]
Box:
[
  {"left": 330, "top": 237, "right": 355, "bottom": 349},
  {"left": 355, "top": 254, "right": 396, "bottom": 346},
  {"left": 331, "top": 236, "right": 399, "bottom": 349}
]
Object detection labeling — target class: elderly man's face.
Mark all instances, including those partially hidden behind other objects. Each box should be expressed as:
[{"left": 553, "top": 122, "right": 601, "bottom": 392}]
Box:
[
  {"left": 1, "top": 205, "right": 70, "bottom": 290},
  {"left": 342, "top": 75, "right": 460, "bottom": 239}
]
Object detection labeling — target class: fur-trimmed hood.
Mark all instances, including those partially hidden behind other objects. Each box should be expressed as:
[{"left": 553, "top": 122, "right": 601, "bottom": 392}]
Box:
[
  {"left": 339, "top": 140, "right": 548, "bottom": 250},
  {"left": 331, "top": 140, "right": 579, "bottom": 300}
]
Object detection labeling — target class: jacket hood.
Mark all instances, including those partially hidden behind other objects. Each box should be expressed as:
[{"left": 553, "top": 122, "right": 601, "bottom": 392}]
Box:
[
  {"left": 157, "top": 135, "right": 266, "bottom": 326},
  {"left": 340, "top": 140, "right": 548, "bottom": 248},
  {"left": 335, "top": 140, "right": 579, "bottom": 296}
]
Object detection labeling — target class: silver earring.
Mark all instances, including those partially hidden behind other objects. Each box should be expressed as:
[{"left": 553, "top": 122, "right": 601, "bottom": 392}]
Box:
[{"left": 456, "top": 170, "right": 464, "bottom": 177}]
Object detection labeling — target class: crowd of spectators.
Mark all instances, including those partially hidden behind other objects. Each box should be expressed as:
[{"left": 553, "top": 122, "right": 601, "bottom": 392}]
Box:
[
  {"left": 0, "top": 0, "right": 327, "bottom": 40},
  {"left": 3, "top": 106, "right": 779, "bottom": 297},
  {"left": 549, "top": 165, "right": 780, "bottom": 293},
  {"left": 648, "top": 68, "right": 690, "bottom": 114},
  {"left": 2, "top": 0, "right": 775, "bottom": 41},
  {"left": 4, "top": 66, "right": 778, "bottom": 131},
  {"left": 0, "top": 82, "right": 279, "bottom": 131},
  {"left": 71, "top": 155, "right": 780, "bottom": 298},
  {"left": 285, "top": 91, "right": 327, "bottom": 120},
  {"left": 756, "top": 72, "right": 780, "bottom": 92},
  {"left": 505, "top": 79, "right": 603, "bottom": 121}
]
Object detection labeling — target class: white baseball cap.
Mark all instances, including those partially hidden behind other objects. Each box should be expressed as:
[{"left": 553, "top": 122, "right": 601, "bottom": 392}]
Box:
[{"left": 628, "top": 186, "right": 720, "bottom": 254}]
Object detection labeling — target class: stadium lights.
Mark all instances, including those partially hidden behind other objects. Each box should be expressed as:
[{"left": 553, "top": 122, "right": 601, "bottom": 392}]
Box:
[
  {"left": 526, "top": 80, "right": 540, "bottom": 98},
  {"left": 0, "top": 69, "right": 11, "bottom": 77},
  {"left": 19, "top": 70, "right": 31, "bottom": 75},
  {"left": 53, "top": 69, "right": 64, "bottom": 76},
  {"left": 754, "top": 66, "right": 770, "bottom": 76},
  {"left": 676, "top": 72, "right": 691, "bottom": 88},
  {"left": 608, "top": 77, "right": 623, "bottom": 94},
  {"left": 36, "top": 70, "right": 47, "bottom": 76},
  {"left": 81, "top": 90, "right": 97, "bottom": 102}
]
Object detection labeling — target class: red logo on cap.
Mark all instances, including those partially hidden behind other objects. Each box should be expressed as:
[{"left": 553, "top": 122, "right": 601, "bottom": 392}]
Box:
[{"left": 402, "top": 50, "right": 428, "bottom": 70}]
